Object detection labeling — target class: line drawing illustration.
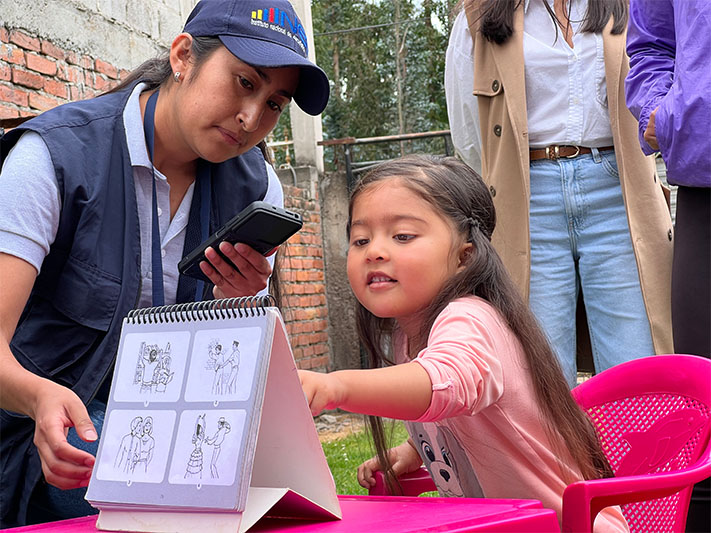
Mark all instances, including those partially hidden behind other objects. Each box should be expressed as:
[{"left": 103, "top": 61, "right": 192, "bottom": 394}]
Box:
[
  {"left": 114, "top": 416, "right": 155, "bottom": 474},
  {"left": 134, "top": 342, "right": 174, "bottom": 394},
  {"left": 206, "top": 417, "right": 232, "bottom": 479},
  {"left": 185, "top": 414, "right": 206, "bottom": 479},
  {"left": 114, "top": 416, "right": 143, "bottom": 473},
  {"left": 206, "top": 339, "right": 240, "bottom": 395},
  {"left": 184, "top": 414, "right": 232, "bottom": 480}
]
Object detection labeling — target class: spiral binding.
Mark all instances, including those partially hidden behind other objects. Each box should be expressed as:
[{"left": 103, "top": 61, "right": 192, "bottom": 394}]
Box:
[{"left": 125, "top": 295, "right": 277, "bottom": 324}]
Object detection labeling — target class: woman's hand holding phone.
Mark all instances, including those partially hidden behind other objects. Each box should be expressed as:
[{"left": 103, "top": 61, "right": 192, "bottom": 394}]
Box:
[{"left": 200, "top": 241, "right": 273, "bottom": 298}]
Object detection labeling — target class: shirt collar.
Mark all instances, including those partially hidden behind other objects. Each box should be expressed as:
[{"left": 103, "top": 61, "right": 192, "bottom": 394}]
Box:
[
  {"left": 524, "top": 0, "right": 586, "bottom": 15},
  {"left": 123, "top": 82, "right": 153, "bottom": 170}
]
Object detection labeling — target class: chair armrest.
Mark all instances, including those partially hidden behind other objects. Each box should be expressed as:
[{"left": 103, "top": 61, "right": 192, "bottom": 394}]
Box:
[{"left": 562, "top": 458, "right": 711, "bottom": 533}]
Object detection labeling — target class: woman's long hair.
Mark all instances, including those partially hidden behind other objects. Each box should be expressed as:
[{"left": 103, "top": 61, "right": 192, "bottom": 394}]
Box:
[
  {"left": 349, "top": 155, "right": 612, "bottom": 494},
  {"left": 458, "top": 0, "right": 627, "bottom": 45}
]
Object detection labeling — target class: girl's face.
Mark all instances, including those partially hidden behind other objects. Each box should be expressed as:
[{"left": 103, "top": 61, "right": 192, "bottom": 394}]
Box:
[
  {"left": 169, "top": 43, "right": 299, "bottom": 163},
  {"left": 347, "top": 179, "right": 470, "bottom": 336}
]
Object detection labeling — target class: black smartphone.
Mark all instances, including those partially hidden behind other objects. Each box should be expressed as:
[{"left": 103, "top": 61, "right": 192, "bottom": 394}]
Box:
[{"left": 178, "top": 201, "right": 303, "bottom": 282}]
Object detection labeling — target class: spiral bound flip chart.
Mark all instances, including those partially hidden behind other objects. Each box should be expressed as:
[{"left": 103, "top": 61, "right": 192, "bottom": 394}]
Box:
[{"left": 86, "top": 296, "right": 341, "bottom": 533}]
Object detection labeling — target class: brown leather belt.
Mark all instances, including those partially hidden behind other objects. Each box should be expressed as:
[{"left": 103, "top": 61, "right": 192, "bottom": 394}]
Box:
[{"left": 530, "top": 145, "right": 614, "bottom": 161}]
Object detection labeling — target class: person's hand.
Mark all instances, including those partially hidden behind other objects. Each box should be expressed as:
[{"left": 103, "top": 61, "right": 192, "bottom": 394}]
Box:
[
  {"left": 31, "top": 381, "right": 97, "bottom": 489},
  {"left": 200, "top": 242, "right": 272, "bottom": 298},
  {"left": 644, "top": 107, "right": 659, "bottom": 151},
  {"left": 298, "top": 369, "right": 347, "bottom": 416},
  {"left": 357, "top": 440, "right": 423, "bottom": 490}
]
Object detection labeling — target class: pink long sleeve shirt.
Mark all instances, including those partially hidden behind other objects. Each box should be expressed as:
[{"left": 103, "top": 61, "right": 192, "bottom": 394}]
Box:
[{"left": 396, "top": 296, "right": 628, "bottom": 532}]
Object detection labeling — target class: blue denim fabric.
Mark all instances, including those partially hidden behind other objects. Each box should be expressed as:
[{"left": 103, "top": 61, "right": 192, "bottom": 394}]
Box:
[
  {"left": 26, "top": 398, "right": 105, "bottom": 525},
  {"left": 527, "top": 149, "right": 654, "bottom": 387}
]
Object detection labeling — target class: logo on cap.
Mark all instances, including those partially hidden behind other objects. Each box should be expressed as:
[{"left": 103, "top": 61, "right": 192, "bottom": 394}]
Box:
[{"left": 250, "top": 7, "right": 308, "bottom": 56}]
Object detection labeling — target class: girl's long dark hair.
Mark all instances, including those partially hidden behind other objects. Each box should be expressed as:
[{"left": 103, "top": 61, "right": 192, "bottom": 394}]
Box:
[
  {"left": 459, "top": 0, "right": 627, "bottom": 45},
  {"left": 349, "top": 155, "right": 612, "bottom": 494}
]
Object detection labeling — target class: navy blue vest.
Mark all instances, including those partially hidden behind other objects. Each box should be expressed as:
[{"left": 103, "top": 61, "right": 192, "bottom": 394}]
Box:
[{"left": 0, "top": 83, "right": 268, "bottom": 527}]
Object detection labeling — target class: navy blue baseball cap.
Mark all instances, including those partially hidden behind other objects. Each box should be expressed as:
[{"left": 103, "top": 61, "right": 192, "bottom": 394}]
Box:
[{"left": 183, "top": 0, "right": 330, "bottom": 116}]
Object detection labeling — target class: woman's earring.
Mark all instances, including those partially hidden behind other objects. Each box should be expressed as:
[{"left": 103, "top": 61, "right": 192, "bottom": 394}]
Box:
[{"left": 173, "top": 71, "right": 181, "bottom": 83}]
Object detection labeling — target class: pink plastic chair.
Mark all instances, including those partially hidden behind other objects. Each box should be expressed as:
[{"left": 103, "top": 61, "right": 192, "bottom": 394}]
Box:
[
  {"left": 369, "top": 355, "right": 711, "bottom": 533},
  {"left": 562, "top": 354, "right": 711, "bottom": 532}
]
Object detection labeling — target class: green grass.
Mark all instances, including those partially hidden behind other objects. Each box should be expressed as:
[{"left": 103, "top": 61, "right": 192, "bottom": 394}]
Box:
[{"left": 321, "top": 419, "right": 409, "bottom": 495}]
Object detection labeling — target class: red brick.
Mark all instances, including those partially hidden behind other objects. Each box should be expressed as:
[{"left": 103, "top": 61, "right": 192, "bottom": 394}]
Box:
[
  {"left": 119, "top": 68, "right": 131, "bottom": 80},
  {"left": 12, "top": 68, "right": 43, "bottom": 89},
  {"left": 91, "top": 73, "right": 112, "bottom": 92},
  {"left": 65, "top": 50, "right": 80, "bottom": 66},
  {"left": 69, "top": 85, "right": 83, "bottom": 101},
  {"left": 26, "top": 53, "right": 57, "bottom": 76},
  {"left": 40, "top": 39, "right": 65, "bottom": 61},
  {"left": 0, "top": 104, "right": 19, "bottom": 119},
  {"left": 0, "top": 44, "right": 25, "bottom": 65},
  {"left": 9, "top": 30, "right": 40, "bottom": 52},
  {"left": 0, "top": 63, "right": 10, "bottom": 81},
  {"left": 0, "top": 84, "right": 29, "bottom": 106},
  {"left": 44, "top": 78, "right": 68, "bottom": 99},
  {"left": 95, "top": 58, "right": 118, "bottom": 79},
  {"left": 80, "top": 54, "right": 93, "bottom": 70},
  {"left": 58, "top": 64, "right": 83, "bottom": 84},
  {"left": 0, "top": 28, "right": 9, "bottom": 43},
  {"left": 29, "top": 91, "right": 61, "bottom": 112}
]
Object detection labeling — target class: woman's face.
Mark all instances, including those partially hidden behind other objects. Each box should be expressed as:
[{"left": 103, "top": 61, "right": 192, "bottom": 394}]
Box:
[{"left": 170, "top": 44, "right": 299, "bottom": 163}]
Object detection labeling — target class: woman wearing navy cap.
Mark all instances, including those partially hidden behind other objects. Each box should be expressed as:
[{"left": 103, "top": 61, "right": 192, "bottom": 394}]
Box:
[{"left": 0, "top": 0, "right": 329, "bottom": 527}]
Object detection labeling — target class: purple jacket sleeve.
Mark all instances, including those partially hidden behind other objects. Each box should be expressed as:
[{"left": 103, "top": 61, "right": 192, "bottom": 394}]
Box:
[{"left": 624, "top": 0, "right": 675, "bottom": 155}]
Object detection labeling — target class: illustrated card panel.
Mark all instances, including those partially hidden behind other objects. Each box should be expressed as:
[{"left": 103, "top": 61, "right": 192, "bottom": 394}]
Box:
[{"left": 112, "top": 331, "right": 191, "bottom": 404}]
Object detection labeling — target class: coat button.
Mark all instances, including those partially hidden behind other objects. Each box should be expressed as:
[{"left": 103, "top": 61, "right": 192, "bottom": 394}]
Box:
[
  {"left": 492, "top": 79, "right": 500, "bottom": 92},
  {"left": 493, "top": 124, "right": 502, "bottom": 137},
  {"left": 668, "top": 229, "right": 673, "bottom": 241},
  {"left": 489, "top": 185, "right": 496, "bottom": 197}
]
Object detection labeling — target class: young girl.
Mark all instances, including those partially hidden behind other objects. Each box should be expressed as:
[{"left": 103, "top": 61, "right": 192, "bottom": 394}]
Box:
[{"left": 299, "top": 155, "right": 627, "bottom": 532}]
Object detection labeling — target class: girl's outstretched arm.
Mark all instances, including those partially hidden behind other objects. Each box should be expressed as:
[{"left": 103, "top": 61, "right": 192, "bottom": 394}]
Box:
[{"left": 298, "top": 363, "right": 432, "bottom": 419}]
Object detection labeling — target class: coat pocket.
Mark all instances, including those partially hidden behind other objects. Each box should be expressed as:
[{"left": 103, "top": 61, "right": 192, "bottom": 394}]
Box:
[{"left": 11, "top": 255, "right": 121, "bottom": 378}]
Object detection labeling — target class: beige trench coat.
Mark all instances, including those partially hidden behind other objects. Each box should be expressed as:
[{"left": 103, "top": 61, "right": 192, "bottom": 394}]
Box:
[{"left": 463, "top": 3, "right": 673, "bottom": 354}]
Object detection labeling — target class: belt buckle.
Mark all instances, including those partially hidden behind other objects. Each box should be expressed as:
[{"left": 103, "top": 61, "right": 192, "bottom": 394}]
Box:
[
  {"left": 564, "top": 146, "right": 581, "bottom": 159},
  {"left": 545, "top": 146, "right": 561, "bottom": 160}
]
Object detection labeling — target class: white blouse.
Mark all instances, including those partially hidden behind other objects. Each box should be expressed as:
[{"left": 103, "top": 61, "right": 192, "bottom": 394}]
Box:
[{"left": 445, "top": 0, "right": 615, "bottom": 171}]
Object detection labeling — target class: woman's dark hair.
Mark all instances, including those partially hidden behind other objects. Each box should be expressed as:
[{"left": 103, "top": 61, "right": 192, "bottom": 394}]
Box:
[
  {"left": 458, "top": 0, "right": 628, "bottom": 45},
  {"left": 107, "top": 35, "right": 223, "bottom": 93},
  {"left": 348, "top": 155, "right": 613, "bottom": 494}
]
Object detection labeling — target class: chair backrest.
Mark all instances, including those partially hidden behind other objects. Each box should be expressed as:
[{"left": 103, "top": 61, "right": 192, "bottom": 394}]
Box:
[{"left": 571, "top": 354, "right": 711, "bottom": 532}]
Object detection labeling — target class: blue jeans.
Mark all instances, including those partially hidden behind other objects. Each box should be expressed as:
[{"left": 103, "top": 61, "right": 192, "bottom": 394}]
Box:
[
  {"left": 26, "top": 398, "right": 105, "bottom": 525},
  {"left": 528, "top": 149, "right": 654, "bottom": 388}
]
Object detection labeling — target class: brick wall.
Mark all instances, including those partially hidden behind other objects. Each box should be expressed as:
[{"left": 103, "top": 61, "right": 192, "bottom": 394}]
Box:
[
  {"left": 280, "top": 186, "right": 332, "bottom": 371},
  {"left": 0, "top": 27, "right": 128, "bottom": 120},
  {"left": 0, "top": 24, "right": 333, "bottom": 372}
]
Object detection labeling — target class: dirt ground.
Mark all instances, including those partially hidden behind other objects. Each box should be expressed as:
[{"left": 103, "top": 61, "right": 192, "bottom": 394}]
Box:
[{"left": 315, "top": 412, "right": 366, "bottom": 443}]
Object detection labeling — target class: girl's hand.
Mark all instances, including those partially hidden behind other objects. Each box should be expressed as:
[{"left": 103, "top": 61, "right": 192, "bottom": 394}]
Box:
[
  {"left": 298, "top": 370, "right": 347, "bottom": 416},
  {"left": 357, "top": 440, "right": 423, "bottom": 489},
  {"left": 31, "top": 381, "right": 97, "bottom": 489},
  {"left": 200, "top": 242, "right": 272, "bottom": 298}
]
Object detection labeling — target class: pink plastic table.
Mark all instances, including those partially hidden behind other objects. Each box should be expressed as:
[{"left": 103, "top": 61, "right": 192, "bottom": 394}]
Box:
[{"left": 7, "top": 495, "right": 561, "bottom": 532}]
